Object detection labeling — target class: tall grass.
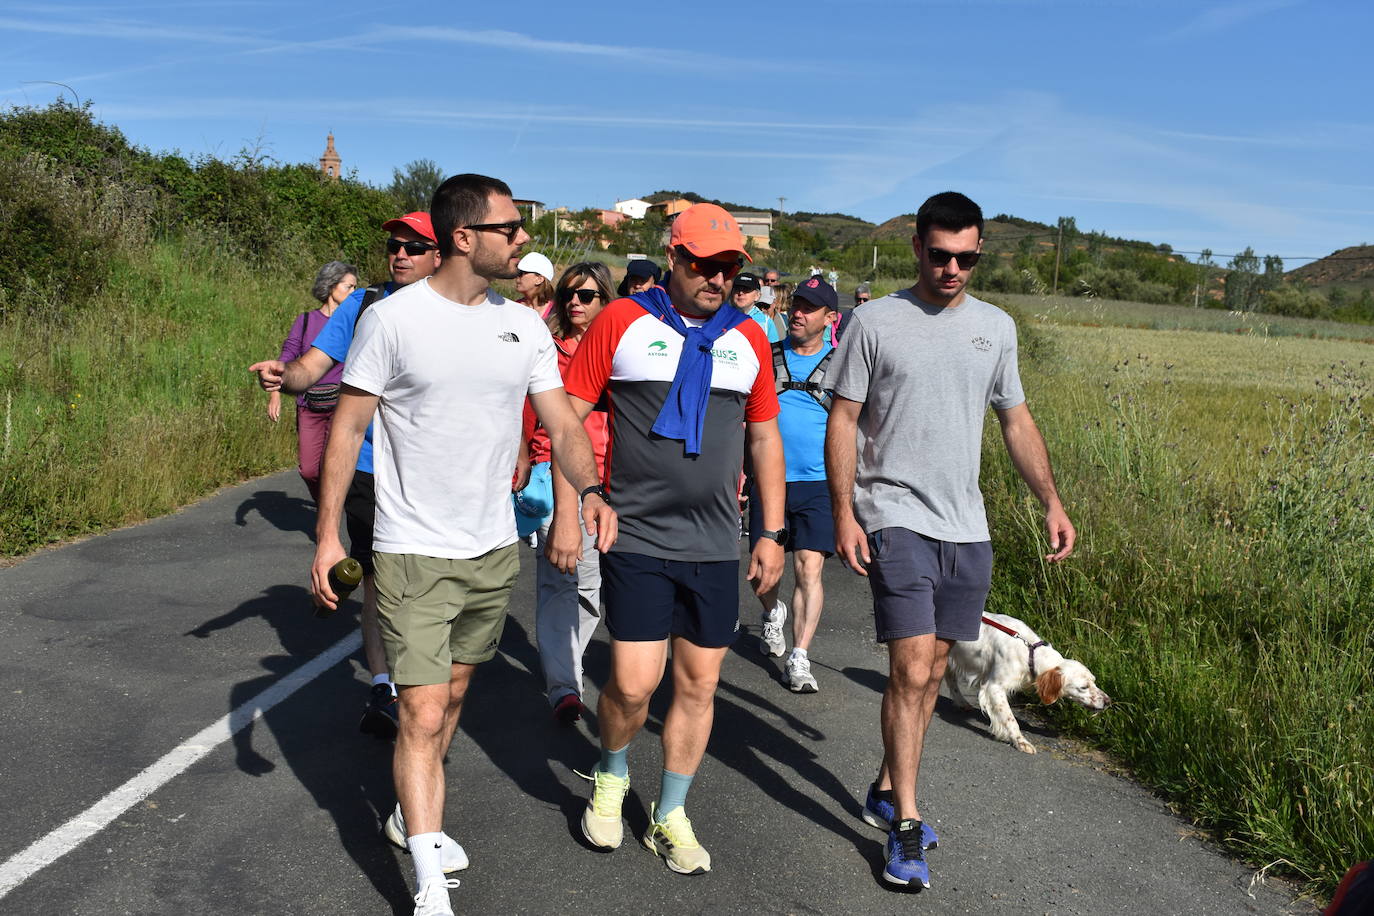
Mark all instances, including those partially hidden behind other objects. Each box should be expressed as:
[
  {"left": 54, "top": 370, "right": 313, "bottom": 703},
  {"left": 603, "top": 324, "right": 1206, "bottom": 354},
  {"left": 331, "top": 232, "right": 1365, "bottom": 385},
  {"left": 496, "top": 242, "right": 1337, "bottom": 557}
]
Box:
[
  {"left": 0, "top": 235, "right": 298, "bottom": 554},
  {"left": 981, "top": 317, "right": 1374, "bottom": 895}
]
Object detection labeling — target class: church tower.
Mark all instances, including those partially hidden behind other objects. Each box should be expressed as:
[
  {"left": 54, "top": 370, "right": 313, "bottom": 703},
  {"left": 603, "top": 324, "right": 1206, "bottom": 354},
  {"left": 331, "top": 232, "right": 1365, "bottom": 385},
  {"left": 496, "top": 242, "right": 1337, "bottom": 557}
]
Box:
[{"left": 319, "top": 133, "right": 341, "bottom": 180}]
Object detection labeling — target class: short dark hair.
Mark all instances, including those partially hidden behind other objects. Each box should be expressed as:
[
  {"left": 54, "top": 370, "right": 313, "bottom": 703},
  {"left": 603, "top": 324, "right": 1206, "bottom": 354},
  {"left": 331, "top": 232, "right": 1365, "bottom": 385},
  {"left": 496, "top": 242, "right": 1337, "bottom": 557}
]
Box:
[
  {"left": 431, "top": 173, "right": 514, "bottom": 257},
  {"left": 915, "top": 191, "right": 984, "bottom": 242}
]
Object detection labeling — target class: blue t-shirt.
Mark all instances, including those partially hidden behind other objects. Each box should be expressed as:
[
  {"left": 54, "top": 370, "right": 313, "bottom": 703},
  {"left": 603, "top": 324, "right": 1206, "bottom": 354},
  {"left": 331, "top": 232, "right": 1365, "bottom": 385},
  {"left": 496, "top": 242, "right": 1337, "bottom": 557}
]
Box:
[
  {"left": 746, "top": 306, "right": 783, "bottom": 343},
  {"left": 776, "top": 339, "right": 833, "bottom": 481},
  {"left": 312, "top": 282, "right": 396, "bottom": 474}
]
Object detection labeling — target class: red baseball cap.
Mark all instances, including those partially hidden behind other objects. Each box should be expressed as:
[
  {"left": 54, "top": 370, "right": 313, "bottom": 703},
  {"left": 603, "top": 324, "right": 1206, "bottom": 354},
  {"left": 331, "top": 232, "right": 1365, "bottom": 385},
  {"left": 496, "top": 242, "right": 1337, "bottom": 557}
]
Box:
[
  {"left": 380, "top": 211, "right": 436, "bottom": 243},
  {"left": 670, "top": 203, "right": 752, "bottom": 262}
]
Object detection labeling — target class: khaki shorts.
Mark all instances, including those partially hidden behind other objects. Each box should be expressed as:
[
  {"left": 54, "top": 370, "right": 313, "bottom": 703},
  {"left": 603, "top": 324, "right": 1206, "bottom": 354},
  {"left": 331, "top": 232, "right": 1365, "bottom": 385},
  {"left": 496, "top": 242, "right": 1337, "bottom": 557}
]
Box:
[{"left": 373, "top": 545, "right": 519, "bottom": 685}]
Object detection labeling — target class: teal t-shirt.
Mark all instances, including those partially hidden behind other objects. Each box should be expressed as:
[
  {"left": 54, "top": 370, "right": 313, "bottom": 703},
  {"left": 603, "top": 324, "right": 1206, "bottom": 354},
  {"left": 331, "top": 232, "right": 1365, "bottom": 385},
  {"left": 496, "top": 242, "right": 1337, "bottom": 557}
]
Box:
[{"left": 777, "top": 339, "right": 833, "bottom": 481}]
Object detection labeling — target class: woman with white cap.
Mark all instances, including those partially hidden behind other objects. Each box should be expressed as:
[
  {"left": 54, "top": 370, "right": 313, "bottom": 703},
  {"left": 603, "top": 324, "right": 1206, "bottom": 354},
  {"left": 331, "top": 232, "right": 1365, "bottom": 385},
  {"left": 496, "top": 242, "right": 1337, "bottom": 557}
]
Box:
[{"left": 515, "top": 251, "right": 556, "bottom": 319}]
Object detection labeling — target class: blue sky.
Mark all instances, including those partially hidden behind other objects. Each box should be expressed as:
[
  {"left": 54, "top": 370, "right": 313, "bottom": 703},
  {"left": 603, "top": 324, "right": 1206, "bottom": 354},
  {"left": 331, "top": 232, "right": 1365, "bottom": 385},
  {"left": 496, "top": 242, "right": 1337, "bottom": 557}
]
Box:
[{"left": 3, "top": 0, "right": 1371, "bottom": 265}]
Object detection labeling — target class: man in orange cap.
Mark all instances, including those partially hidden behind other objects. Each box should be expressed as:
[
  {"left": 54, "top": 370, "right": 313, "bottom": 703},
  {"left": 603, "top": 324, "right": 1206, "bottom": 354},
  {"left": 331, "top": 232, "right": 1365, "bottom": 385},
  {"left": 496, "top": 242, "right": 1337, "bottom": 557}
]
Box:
[{"left": 555, "top": 203, "right": 786, "bottom": 875}]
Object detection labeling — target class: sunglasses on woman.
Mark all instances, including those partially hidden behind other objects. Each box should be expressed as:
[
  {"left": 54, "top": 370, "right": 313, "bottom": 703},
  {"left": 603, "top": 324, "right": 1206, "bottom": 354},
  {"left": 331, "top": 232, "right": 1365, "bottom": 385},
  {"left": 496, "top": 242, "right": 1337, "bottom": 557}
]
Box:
[{"left": 567, "top": 288, "right": 602, "bottom": 305}]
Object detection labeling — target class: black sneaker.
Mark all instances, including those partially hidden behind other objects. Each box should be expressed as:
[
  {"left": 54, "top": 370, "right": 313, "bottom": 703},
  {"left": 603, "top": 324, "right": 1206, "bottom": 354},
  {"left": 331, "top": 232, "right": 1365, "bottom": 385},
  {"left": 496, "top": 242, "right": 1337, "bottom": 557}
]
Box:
[{"left": 359, "top": 683, "right": 399, "bottom": 740}]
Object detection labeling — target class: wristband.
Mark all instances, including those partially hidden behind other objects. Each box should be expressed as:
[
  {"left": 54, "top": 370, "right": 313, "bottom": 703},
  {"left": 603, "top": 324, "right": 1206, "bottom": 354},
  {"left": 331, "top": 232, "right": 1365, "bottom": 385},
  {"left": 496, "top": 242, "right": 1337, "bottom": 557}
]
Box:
[{"left": 580, "top": 484, "right": 609, "bottom": 503}]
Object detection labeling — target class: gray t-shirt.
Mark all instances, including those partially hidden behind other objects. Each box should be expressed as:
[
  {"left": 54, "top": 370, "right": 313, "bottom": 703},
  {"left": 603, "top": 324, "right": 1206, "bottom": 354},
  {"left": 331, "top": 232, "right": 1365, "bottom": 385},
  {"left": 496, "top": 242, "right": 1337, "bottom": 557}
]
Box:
[{"left": 829, "top": 289, "right": 1025, "bottom": 542}]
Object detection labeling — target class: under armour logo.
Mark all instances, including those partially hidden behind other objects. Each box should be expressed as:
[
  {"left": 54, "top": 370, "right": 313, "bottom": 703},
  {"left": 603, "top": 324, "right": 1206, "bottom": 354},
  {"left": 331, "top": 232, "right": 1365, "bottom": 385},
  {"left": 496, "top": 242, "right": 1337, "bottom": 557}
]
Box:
[{"left": 498, "top": 331, "right": 519, "bottom": 343}]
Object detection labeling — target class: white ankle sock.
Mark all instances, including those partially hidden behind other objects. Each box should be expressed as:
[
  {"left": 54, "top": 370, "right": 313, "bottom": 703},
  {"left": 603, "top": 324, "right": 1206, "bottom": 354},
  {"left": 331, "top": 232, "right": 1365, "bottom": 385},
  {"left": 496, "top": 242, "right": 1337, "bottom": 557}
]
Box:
[
  {"left": 407, "top": 832, "right": 445, "bottom": 885},
  {"left": 790, "top": 647, "right": 808, "bottom": 661}
]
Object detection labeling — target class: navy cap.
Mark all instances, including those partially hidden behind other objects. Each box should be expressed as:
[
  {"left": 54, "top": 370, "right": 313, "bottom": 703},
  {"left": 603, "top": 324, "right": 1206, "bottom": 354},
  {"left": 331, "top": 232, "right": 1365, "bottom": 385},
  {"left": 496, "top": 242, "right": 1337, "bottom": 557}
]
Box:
[
  {"left": 625, "top": 258, "right": 662, "bottom": 281},
  {"left": 732, "top": 271, "right": 762, "bottom": 293},
  {"left": 793, "top": 275, "right": 838, "bottom": 310}
]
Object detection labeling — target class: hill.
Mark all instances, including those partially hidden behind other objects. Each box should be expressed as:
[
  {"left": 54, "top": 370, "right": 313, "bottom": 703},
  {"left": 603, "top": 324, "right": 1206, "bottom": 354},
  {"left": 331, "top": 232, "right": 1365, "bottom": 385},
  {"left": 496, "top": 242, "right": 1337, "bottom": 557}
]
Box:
[{"left": 1287, "top": 244, "right": 1374, "bottom": 290}]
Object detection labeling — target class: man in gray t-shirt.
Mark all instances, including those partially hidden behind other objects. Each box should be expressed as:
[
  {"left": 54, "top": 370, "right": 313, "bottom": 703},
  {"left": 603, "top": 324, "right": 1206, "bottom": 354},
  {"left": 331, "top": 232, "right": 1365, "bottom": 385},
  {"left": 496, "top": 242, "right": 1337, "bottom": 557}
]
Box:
[{"left": 825, "top": 191, "right": 1075, "bottom": 889}]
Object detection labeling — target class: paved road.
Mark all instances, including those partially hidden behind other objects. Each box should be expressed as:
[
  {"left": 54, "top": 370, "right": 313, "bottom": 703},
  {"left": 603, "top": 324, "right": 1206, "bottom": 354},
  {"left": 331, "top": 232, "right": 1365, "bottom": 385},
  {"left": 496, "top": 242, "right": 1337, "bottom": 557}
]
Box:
[{"left": 0, "top": 472, "right": 1317, "bottom": 915}]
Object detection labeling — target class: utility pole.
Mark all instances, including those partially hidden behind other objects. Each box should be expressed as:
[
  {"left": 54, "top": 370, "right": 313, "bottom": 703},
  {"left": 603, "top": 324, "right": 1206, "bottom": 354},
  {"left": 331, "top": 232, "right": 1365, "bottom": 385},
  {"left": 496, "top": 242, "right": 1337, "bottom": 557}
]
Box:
[
  {"left": 1052, "top": 221, "right": 1063, "bottom": 295},
  {"left": 873, "top": 245, "right": 878, "bottom": 271}
]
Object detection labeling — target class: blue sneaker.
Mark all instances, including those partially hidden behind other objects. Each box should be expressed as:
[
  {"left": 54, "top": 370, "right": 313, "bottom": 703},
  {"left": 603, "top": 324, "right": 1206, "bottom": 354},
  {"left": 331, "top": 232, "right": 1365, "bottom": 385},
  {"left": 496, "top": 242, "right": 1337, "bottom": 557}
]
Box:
[
  {"left": 862, "top": 786, "right": 938, "bottom": 849},
  {"left": 884, "top": 819, "right": 930, "bottom": 889}
]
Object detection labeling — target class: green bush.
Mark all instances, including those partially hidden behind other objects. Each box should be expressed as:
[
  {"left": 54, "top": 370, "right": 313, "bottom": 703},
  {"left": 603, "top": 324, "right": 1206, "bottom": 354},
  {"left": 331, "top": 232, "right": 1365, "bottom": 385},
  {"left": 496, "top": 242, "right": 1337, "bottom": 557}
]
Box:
[{"left": 0, "top": 152, "right": 120, "bottom": 317}]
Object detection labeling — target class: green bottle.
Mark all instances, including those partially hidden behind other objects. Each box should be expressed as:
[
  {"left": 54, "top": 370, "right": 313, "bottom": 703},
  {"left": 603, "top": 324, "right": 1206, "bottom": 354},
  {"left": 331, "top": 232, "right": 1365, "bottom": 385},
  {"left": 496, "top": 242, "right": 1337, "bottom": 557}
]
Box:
[{"left": 316, "top": 557, "right": 364, "bottom": 618}]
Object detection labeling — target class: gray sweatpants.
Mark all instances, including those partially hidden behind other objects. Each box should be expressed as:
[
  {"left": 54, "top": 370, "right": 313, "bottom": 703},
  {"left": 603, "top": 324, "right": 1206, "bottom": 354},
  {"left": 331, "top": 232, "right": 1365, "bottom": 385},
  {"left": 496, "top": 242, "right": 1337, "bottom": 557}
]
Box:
[{"left": 534, "top": 519, "right": 603, "bottom": 707}]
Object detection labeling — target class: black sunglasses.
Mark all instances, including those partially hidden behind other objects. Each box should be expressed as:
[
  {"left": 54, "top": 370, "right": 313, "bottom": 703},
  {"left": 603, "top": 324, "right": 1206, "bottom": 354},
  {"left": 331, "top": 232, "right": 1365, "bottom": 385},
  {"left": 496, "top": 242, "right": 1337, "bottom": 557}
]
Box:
[
  {"left": 567, "top": 288, "right": 601, "bottom": 305},
  {"left": 674, "top": 246, "right": 744, "bottom": 281},
  {"left": 385, "top": 238, "right": 439, "bottom": 256},
  {"left": 925, "top": 247, "right": 981, "bottom": 269},
  {"left": 464, "top": 218, "right": 526, "bottom": 241}
]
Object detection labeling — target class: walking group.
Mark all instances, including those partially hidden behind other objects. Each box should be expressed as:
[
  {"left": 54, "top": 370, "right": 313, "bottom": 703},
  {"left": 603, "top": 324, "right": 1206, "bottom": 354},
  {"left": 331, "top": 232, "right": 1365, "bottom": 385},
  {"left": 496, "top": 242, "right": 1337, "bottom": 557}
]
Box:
[{"left": 251, "top": 177, "right": 1075, "bottom": 915}]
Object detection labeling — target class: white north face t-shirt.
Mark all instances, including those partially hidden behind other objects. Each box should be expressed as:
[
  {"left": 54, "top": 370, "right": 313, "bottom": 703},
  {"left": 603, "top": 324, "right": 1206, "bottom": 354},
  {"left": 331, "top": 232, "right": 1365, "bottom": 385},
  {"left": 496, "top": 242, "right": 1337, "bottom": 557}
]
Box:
[{"left": 343, "top": 277, "right": 562, "bottom": 559}]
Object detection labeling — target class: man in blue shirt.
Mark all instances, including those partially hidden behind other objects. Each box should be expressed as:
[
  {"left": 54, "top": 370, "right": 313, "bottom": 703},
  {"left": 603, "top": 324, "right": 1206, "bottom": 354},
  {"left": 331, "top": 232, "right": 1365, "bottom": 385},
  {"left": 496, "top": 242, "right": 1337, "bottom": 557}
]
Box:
[
  {"left": 750, "top": 277, "right": 838, "bottom": 692},
  {"left": 250, "top": 211, "right": 440, "bottom": 740}
]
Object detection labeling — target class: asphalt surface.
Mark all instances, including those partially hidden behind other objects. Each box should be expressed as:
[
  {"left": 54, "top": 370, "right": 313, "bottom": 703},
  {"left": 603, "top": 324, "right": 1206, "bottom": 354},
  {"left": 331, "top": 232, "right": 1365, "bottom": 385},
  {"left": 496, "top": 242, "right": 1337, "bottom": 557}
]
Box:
[{"left": 0, "top": 471, "right": 1319, "bottom": 915}]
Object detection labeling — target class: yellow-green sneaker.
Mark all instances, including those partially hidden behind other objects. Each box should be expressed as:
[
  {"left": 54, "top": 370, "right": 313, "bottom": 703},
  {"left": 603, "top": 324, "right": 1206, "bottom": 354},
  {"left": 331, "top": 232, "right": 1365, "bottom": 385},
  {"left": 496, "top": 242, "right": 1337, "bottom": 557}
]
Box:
[
  {"left": 580, "top": 769, "right": 630, "bottom": 849},
  {"left": 641, "top": 803, "right": 711, "bottom": 875}
]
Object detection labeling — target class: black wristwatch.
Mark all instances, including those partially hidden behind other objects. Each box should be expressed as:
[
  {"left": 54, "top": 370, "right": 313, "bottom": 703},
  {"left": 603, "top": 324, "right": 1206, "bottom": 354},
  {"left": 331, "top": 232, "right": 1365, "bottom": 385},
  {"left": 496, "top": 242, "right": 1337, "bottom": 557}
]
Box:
[
  {"left": 580, "top": 484, "right": 609, "bottom": 504},
  {"left": 757, "top": 528, "right": 789, "bottom": 546}
]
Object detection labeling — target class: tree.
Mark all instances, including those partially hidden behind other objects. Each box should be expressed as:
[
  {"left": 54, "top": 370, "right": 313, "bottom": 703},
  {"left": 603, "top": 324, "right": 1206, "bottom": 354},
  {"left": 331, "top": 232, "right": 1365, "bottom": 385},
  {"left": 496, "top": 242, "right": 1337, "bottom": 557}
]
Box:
[
  {"left": 388, "top": 158, "right": 444, "bottom": 212},
  {"left": 1224, "top": 246, "right": 1261, "bottom": 311}
]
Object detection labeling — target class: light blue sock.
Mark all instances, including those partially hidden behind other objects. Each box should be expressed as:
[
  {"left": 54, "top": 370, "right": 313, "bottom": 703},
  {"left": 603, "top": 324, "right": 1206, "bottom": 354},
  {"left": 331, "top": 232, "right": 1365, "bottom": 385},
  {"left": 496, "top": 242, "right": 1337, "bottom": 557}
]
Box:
[
  {"left": 655, "top": 769, "right": 695, "bottom": 821},
  {"left": 599, "top": 743, "right": 629, "bottom": 778}
]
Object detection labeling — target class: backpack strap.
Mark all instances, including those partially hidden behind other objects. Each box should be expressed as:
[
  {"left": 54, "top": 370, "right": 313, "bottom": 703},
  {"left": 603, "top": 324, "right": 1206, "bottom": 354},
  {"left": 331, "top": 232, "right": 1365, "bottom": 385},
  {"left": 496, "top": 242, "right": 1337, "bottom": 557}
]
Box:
[
  {"left": 353, "top": 282, "right": 389, "bottom": 332},
  {"left": 771, "top": 341, "right": 790, "bottom": 394},
  {"left": 773, "top": 343, "right": 835, "bottom": 411}
]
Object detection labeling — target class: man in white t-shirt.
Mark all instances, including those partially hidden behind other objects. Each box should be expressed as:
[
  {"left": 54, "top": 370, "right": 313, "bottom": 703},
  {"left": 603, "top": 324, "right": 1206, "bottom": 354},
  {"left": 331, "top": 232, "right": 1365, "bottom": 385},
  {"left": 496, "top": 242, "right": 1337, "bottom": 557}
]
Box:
[{"left": 312, "top": 174, "right": 616, "bottom": 916}]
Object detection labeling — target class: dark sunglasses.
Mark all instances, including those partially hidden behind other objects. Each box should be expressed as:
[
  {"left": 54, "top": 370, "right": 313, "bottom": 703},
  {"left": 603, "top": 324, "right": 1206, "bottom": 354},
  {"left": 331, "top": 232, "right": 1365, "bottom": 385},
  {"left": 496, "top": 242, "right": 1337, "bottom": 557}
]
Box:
[
  {"left": 674, "top": 246, "right": 744, "bottom": 281},
  {"left": 385, "top": 238, "right": 439, "bottom": 256},
  {"left": 924, "top": 247, "right": 981, "bottom": 269},
  {"left": 567, "top": 288, "right": 601, "bottom": 305},
  {"left": 464, "top": 218, "right": 526, "bottom": 241},
  {"left": 856, "top": 296, "right": 871, "bottom": 302}
]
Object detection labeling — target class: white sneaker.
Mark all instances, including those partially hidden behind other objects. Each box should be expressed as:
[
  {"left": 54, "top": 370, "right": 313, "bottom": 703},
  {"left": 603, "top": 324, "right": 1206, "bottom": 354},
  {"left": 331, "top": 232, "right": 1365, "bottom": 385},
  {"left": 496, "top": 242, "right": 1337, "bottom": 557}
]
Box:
[
  {"left": 581, "top": 768, "right": 630, "bottom": 849},
  {"left": 760, "top": 600, "right": 787, "bottom": 657},
  {"left": 384, "top": 805, "right": 469, "bottom": 872},
  {"left": 784, "top": 653, "right": 818, "bottom": 693},
  {"left": 412, "top": 877, "right": 460, "bottom": 916}
]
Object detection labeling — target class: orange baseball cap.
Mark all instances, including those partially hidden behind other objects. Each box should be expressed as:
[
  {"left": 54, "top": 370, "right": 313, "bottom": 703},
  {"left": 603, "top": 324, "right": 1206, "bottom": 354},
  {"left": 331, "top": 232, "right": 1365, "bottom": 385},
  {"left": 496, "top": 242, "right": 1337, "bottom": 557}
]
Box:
[
  {"left": 669, "top": 203, "right": 753, "bottom": 262},
  {"left": 380, "top": 211, "right": 436, "bottom": 243}
]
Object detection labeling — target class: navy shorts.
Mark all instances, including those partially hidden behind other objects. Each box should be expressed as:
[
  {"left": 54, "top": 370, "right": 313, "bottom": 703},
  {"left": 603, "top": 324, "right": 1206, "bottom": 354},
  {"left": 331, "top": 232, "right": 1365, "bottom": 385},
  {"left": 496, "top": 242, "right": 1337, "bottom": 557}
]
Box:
[
  {"left": 600, "top": 552, "right": 740, "bottom": 648},
  {"left": 747, "top": 479, "right": 834, "bottom": 555},
  {"left": 868, "top": 527, "right": 991, "bottom": 643},
  {"left": 344, "top": 471, "right": 376, "bottom": 576}
]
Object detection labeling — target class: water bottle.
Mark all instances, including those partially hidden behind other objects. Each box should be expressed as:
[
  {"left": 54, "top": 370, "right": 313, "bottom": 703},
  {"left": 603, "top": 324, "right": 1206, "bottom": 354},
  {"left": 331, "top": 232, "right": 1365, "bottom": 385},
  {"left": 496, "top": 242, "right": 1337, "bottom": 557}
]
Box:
[{"left": 316, "top": 557, "right": 363, "bottom": 618}]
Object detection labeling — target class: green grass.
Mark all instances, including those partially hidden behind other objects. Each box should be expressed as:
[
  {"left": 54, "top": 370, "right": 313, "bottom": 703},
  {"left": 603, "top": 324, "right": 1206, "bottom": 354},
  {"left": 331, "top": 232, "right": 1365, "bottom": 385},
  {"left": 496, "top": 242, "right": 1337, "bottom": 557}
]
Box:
[
  {"left": 979, "top": 307, "right": 1374, "bottom": 896},
  {"left": 991, "top": 290, "right": 1374, "bottom": 341},
  {"left": 0, "top": 236, "right": 298, "bottom": 554}
]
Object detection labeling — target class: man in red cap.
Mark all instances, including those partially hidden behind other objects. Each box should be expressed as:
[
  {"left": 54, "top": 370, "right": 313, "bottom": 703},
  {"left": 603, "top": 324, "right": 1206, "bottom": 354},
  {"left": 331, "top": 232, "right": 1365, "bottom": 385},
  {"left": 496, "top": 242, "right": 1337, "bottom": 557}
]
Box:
[
  {"left": 251, "top": 211, "right": 441, "bottom": 743},
  {"left": 556, "top": 202, "right": 786, "bottom": 875}
]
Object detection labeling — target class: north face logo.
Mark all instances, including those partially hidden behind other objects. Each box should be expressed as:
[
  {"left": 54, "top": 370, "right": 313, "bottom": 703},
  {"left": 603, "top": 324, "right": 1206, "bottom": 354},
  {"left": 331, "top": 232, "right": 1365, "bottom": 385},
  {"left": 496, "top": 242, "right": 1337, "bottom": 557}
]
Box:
[{"left": 498, "top": 332, "right": 520, "bottom": 343}]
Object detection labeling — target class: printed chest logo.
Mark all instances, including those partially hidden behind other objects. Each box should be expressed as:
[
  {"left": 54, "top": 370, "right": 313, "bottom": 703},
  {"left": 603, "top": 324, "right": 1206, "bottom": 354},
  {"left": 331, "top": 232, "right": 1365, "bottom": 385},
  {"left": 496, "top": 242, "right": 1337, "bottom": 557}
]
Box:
[
  {"left": 711, "top": 348, "right": 738, "bottom": 363},
  {"left": 971, "top": 336, "right": 992, "bottom": 352},
  {"left": 498, "top": 331, "right": 520, "bottom": 343},
  {"left": 648, "top": 340, "right": 669, "bottom": 356}
]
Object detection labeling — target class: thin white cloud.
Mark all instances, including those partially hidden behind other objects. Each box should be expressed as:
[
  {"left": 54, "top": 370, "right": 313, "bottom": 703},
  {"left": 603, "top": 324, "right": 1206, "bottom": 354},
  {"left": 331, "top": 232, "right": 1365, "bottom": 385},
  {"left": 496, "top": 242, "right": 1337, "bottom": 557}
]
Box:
[
  {"left": 246, "top": 25, "right": 804, "bottom": 73},
  {"left": 0, "top": 15, "right": 263, "bottom": 45},
  {"left": 1159, "top": 0, "right": 1301, "bottom": 41}
]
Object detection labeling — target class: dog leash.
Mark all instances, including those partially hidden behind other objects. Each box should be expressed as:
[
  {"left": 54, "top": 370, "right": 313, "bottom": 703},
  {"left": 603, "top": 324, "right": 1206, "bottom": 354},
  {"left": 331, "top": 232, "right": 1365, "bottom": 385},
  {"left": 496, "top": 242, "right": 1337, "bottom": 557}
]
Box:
[{"left": 980, "top": 616, "right": 1050, "bottom": 678}]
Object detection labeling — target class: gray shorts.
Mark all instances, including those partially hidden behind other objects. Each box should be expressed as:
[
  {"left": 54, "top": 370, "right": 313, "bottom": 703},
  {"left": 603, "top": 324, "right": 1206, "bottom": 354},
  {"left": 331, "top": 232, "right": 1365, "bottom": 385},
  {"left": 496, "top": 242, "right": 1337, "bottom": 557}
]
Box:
[{"left": 868, "top": 527, "right": 991, "bottom": 643}]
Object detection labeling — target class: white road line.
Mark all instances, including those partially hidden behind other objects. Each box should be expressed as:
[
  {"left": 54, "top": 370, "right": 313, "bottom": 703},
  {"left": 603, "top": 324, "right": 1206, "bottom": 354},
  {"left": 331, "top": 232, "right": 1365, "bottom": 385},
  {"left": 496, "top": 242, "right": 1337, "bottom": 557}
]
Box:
[{"left": 0, "top": 631, "right": 363, "bottom": 899}]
